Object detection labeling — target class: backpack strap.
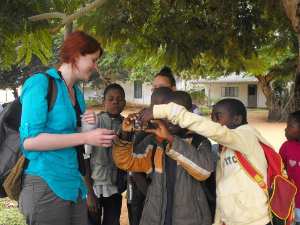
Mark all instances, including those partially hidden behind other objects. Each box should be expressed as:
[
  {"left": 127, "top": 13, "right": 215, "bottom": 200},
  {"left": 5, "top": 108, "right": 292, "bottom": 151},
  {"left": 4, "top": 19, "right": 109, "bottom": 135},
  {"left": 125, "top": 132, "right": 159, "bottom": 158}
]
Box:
[
  {"left": 43, "top": 73, "right": 57, "bottom": 112},
  {"left": 234, "top": 150, "right": 268, "bottom": 194}
]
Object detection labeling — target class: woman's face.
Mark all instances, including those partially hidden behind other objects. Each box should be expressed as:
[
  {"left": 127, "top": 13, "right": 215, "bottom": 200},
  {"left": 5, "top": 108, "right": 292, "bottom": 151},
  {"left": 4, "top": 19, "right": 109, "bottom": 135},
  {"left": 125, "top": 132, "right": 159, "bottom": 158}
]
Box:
[
  {"left": 74, "top": 50, "right": 100, "bottom": 81},
  {"left": 152, "top": 75, "right": 176, "bottom": 91}
]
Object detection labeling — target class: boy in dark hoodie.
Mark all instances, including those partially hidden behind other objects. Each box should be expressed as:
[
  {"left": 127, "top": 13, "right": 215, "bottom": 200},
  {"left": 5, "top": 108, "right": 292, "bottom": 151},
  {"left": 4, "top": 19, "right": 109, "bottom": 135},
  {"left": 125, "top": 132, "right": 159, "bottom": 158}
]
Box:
[{"left": 113, "top": 90, "right": 214, "bottom": 225}]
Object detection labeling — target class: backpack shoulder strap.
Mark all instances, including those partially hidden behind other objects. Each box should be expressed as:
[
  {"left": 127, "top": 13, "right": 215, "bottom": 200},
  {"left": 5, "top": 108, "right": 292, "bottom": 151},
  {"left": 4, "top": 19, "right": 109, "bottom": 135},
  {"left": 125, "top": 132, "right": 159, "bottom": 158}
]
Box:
[
  {"left": 234, "top": 151, "right": 268, "bottom": 193},
  {"left": 43, "top": 73, "right": 57, "bottom": 112}
]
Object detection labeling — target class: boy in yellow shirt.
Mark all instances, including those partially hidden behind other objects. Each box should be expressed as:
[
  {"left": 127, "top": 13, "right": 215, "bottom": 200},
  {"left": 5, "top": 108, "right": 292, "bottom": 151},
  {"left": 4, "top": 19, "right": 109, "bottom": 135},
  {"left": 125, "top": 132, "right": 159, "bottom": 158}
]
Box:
[{"left": 140, "top": 98, "right": 272, "bottom": 225}]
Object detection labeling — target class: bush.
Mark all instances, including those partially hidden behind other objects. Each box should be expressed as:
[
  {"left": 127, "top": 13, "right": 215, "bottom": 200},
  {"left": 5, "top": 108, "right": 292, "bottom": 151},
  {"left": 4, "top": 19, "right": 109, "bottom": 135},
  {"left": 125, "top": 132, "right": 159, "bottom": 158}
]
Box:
[
  {"left": 189, "top": 90, "right": 207, "bottom": 105},
  {"left": 85, "top": 98, "right": 101, "bottom": 107},
  {"left": 0, "top": 199, "right": 25, "bottom": 225},
  {"left": 199, "top": 106, "right": 212, "bottom": 116}
]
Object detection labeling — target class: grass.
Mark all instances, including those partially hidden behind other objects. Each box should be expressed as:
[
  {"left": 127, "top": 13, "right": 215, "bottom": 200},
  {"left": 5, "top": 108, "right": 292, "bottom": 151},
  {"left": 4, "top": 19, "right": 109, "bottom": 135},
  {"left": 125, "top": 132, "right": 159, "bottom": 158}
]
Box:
[{"left": 0, "top": 198, "right": 25, "bottom": 225}]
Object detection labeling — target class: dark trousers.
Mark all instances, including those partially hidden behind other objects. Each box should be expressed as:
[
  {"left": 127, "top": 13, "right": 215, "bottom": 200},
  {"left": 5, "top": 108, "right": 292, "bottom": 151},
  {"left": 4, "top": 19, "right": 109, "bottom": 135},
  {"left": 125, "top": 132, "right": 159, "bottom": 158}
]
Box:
[
  {"left": 88, "top": 193, "right": 122, "bottom": 225},
  {"left": 127, "top": 186, "right": 145, "bottom": 225},
  {"left": 19, "top": 175, "right": 87, "bottom": 225}
]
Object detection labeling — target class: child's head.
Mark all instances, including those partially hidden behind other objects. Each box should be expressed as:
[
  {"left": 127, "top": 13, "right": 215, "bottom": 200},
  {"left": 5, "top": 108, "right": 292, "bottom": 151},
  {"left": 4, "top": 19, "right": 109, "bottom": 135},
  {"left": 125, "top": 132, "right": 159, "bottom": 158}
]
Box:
[
  {"left": 150, "top": 87, "right": 173, "bottom": 106},
  {"left": 166, "top": 91, "right": 193, "bottom": 135},
  {"left": 170, "top": 91, "right": 193, "bottom": 111},
  {"left": 103, "top": 83, "right": 126, "bottom": 116},
  {"left": 285, "top": 111, "right": 300, "bottom": 141},
  {"left": 211, "top": 98, "right": 247, "bottom": 129}
]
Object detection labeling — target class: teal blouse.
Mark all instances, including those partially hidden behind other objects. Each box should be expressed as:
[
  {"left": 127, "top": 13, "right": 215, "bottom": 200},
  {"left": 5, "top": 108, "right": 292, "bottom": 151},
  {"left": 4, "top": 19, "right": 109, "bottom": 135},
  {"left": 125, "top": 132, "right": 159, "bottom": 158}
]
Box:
[{"left": 19, "top": 67, "right": 87, "bottom": 202}]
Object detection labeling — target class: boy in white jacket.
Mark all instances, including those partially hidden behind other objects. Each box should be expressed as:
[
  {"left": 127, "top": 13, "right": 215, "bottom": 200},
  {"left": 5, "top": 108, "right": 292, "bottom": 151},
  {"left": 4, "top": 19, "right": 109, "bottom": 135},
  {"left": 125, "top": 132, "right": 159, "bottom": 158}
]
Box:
[{"left": 140, "top": 98, "right": 272, "bottom": 225}]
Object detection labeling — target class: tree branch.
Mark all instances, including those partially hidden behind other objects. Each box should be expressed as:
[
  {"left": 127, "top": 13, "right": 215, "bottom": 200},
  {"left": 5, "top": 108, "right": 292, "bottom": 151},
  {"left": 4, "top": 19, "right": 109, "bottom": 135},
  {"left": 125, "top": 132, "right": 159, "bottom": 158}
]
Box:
[
  {"left": 281, "top": 0, "right": 300, "bottom": 32},
  {"left": 28, "top": 0, "right": 107, "bottom": 32},
  {"left": 28, "top": 12, "right": 66, "bottom": 22}
]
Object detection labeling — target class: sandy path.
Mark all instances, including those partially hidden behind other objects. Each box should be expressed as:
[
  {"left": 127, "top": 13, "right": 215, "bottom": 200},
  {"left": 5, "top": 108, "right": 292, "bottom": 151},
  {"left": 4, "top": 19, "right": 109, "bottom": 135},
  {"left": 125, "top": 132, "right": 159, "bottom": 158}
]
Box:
[{"left": 247, "top": 110, "right": 286, "bottom": 150}]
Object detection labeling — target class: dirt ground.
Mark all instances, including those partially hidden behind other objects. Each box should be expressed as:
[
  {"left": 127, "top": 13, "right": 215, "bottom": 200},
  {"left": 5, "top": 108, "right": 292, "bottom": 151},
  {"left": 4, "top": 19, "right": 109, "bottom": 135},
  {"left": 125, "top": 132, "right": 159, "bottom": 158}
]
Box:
[
  {"left": 246, "top": 110, "right": 286, "bottom": 150},
  {"left": 117, "top": 107, "right": 286, "bottom": 225}
]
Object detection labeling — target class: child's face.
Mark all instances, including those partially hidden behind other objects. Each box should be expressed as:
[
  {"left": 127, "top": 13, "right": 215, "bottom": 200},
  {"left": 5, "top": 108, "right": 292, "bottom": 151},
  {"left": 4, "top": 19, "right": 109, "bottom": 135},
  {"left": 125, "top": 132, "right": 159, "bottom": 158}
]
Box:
[
  {"left": 103, "top": 89, "right": 125, "bottom": 116},
  {"left": 285, "top": 118, "right": 300, "bottom": 141}
]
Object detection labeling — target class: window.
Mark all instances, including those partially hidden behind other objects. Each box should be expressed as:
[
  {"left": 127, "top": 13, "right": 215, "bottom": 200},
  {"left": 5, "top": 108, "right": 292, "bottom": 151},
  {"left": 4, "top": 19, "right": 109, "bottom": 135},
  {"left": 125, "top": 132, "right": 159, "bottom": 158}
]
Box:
[
  {"left": 221, "top": 87, "right": 239, "bottom": 97},
  {"left": 134, "top": 81, "right": 142, "bottom": 99}
]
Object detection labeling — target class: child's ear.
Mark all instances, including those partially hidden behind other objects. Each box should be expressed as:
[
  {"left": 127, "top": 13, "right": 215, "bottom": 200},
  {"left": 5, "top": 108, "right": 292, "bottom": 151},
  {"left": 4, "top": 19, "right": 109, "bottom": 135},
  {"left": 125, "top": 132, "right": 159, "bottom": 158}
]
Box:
[{"left": 233, "top": 115, "right": 243, "bottom": 126}]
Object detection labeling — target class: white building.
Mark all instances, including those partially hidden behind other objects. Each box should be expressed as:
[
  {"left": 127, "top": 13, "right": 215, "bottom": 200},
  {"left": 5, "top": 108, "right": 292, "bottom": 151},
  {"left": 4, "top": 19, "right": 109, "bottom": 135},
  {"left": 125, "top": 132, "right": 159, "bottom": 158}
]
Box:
[
  {"left": 185, "top": 74, "right": 267, "bottom": 108},
  {"left": 0, "top": 89, "right": 15, "bottom": 104},
  {"left": 0, "top": 74, "right": 261, "bottom": 108},
  {"left": 99, "top": 74, "right": 266, "bottom": 108},
  {"left": 0, "top": 74, "right": 267, "bottom": 109}
]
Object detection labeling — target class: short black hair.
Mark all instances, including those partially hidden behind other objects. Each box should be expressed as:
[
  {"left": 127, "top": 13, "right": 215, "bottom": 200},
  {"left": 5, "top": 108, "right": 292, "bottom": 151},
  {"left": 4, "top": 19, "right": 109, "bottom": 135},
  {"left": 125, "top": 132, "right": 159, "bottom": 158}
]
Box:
[
  {"left": 170, "top": 91, "right": 192, "bottom": 111},
  {"left": 154, "top": 66, "right": 176, "bottom": 87},
  {"left": 151, "top": 87, "right": 173, "bottom": 105},
  {"left": 103, "top": 83, "right": 125, "bottom": 99},
  {"left": 215, "top": 98, "right": 247, "bottom": 125},
  {"left": 289, "top": 111, "right": 300, "bottom": 125}
]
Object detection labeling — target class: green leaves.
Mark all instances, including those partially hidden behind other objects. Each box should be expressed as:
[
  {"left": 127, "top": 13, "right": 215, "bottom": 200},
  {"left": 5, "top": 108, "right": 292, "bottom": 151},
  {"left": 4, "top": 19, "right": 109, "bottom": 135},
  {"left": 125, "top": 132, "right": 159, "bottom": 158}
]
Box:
[{"left": 16, "top": 29, "right": 53, "bottom": 65}]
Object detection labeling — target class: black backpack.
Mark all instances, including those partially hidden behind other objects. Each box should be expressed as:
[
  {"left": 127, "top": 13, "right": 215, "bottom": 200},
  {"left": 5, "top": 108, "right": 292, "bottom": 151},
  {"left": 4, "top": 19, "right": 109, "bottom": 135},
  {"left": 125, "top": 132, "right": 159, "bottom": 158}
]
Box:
[{"left": 0, "top": 73, "right": 57, "bottom": 198}]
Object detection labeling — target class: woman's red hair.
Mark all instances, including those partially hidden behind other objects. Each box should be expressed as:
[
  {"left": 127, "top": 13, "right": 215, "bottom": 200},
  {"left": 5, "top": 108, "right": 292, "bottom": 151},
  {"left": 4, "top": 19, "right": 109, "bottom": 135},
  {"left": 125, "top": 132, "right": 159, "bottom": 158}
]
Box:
[{"left": 59, "top": 31, "right": 103, "bottom": 66}]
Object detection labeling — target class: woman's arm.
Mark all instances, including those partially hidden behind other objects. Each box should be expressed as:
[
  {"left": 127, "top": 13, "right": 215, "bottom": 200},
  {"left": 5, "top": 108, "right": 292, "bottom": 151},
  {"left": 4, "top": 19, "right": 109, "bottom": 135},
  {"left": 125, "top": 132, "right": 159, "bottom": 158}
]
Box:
[
  {"left": 20, "top": 74, "right": 115, "bottom": 151},
  {"left": 23, "top": 128, "right": 116, "bottom": 151}
]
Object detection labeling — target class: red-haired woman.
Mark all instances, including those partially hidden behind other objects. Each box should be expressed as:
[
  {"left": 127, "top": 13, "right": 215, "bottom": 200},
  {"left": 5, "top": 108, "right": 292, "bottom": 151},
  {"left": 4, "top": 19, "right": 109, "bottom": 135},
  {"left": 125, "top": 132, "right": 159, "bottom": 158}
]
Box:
[{"left": 18, "top": 31, "right": 115, "bottom": 225}]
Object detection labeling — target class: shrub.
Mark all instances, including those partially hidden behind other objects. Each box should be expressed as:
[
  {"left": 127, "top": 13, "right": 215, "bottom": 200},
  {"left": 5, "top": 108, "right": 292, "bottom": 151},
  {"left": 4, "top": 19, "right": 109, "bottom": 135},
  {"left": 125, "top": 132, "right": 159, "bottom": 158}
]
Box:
[
  {"left": 189, "top": 90, "right": 207, "bottom": 105},
  {"left": 0, "top": 199, "right": 25, "bottom": 225}
]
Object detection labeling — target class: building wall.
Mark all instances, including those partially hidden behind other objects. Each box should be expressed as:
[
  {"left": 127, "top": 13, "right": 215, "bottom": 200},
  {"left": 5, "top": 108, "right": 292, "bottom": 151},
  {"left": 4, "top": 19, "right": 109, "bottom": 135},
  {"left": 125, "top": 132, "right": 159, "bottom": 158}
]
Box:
[
  {"left": 120, "top": 81, "right": 152, "bottom": 105},
  {"left": 187, "top": 82, "right": 267, "bottom": 108},
  {"left": 83, "top": 80, "right": 267, "bottom": 108},
  {"left": 83, "top": 81, "right": 152, "bottom": 105},
  {"left": 0, "top": 89, "right": 17, "bottom": 104},
  {"left": 257, "top": 84, "right": 266, "bottom": 108}
]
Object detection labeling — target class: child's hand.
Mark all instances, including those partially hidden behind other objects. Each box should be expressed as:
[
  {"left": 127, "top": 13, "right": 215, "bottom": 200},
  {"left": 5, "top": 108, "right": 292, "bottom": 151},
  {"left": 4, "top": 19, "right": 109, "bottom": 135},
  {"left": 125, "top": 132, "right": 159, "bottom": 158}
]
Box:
[
  {"left": 145, "top": 120, "right": 174, "bottom": 144},
  {"left": 122, "top": 117, "right": 134, "bottom": 132},
  {"left": 87, "top": 191, "right": 99, "bottom": 213},
  {"left": 122, "top": 113, "right": 139, "bottom": 132},
  {"left": 139, "top": 107, "right": 154, "bottom": 124}
]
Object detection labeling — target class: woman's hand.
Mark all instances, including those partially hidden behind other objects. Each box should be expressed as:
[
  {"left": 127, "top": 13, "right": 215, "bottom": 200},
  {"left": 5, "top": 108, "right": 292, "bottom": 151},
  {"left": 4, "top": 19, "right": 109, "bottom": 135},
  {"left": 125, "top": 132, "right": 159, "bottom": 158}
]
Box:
[
  {"left": 146, "top": 120, "right": 174, "bottom": 144},
  {"left": 83, "top": 128, "right": 116, "bottom": 147},
  {"left": 82, "top": 110, "right": 97, "bottom": 125}
]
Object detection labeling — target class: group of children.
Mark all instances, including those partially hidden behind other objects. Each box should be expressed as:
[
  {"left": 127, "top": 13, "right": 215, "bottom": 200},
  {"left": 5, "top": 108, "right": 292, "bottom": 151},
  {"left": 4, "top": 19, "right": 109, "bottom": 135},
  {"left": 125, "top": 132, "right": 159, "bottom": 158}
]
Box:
[{"left": 83, "top": 81, "right": 300, "bottom": 225}]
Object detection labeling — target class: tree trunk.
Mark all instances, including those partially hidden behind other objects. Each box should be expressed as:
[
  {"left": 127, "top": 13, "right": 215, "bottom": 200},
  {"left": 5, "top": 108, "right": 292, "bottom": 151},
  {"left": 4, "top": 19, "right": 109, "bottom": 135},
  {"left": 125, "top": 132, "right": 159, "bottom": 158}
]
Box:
[
  {"left": 294, "top": 34, "right": 300, "bottom": 111},
  {"left": 281, "top": 0, "right": 300, "bottom": 115},
  {"left": 256, "top": 75, "right": 279, "bottom": 121},
  {"left": 64, "top": 22, "right": 73, "bottom": 39}
]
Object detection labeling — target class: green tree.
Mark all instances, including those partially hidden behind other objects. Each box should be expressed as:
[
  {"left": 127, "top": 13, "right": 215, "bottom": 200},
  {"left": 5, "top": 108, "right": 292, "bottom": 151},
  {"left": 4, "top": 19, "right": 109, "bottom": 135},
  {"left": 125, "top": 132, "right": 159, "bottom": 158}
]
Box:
[{"left": 2, "top": 0, "right": 298, "bottom": 121}]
